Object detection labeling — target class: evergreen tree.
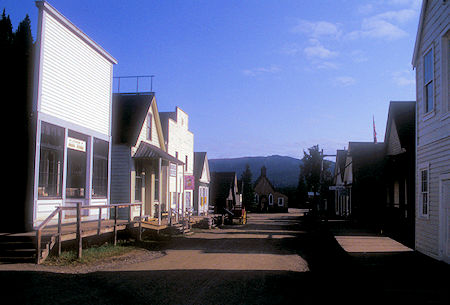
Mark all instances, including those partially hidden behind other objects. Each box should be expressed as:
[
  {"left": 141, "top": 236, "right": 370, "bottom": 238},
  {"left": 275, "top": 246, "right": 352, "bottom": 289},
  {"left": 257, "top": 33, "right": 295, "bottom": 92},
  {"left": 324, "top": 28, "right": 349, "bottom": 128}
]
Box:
[{"left": 240, "top": 164, "right": 255, "bottom": 210}]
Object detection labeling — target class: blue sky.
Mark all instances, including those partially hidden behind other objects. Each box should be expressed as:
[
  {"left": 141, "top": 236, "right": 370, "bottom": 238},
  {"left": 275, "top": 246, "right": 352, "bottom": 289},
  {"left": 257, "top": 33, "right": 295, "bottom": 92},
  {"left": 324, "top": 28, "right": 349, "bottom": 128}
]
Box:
[{"left": 4, "top": 0, "right": 421, "bottom": 159}]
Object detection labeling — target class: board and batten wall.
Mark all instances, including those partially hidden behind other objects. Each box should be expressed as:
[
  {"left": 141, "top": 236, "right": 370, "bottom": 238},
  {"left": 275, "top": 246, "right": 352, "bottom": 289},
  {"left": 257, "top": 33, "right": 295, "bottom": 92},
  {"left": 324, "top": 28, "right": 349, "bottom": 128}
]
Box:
[
  {"left": 414, "top": 0, "right": 450, "bottom": 262},
  {"left": 32, "top": 1, "right": 116, "bottom": 227}
]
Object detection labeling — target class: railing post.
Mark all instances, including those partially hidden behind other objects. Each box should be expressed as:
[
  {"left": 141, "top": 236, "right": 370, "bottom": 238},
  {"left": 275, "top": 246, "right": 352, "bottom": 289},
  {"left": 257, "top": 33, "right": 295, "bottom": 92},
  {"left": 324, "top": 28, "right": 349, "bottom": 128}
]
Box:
[
  {"left": 138, "top": 204, "right": 142, "bottom": 241},
  {"left": 57, "top": 208, "right": 62, "bottom": 256},
  {"left": 114, "top": 205, "right": 118, "bottom": 246},
  {"left": 36, "top": 229, "right": 41, "bottom": 264},
  {"left": 97, "top": 207, "right": 102, "bottom": 235},
  {"left": 76, "top": 202, "right": 82, "bottom": 259}
]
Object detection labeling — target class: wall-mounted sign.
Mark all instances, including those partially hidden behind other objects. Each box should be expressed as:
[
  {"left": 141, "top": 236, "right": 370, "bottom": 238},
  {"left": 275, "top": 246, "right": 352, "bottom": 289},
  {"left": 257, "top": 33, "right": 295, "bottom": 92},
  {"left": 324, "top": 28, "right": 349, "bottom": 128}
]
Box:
[
  {"left": 67, "top": 137, "right": 86, "bottom": 152},
  {"left": 184, "top": 175, "right": 195, "bottom": 190},
  {"left": 170, "top": 163, "right": 177, "bottom": 177}
]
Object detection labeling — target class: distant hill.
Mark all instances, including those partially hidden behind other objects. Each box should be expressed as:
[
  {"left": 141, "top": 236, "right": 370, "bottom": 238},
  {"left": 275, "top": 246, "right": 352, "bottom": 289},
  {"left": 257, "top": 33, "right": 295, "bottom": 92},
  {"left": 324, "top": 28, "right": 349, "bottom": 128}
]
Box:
[{"left": 209, "top": 155, "right": 335, "bottom": 188}]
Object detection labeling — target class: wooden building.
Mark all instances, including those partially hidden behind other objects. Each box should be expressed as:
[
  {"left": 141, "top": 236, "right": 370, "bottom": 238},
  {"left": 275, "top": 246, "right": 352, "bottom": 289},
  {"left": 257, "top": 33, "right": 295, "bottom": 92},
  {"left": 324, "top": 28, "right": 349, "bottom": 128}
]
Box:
[
  {"left": 210, "top": 172, "right": 240, "bottom": 214},
  {"left": 412, "top": 0, "right": 450, "bottom": 262},
  {"left": 25, "top": 1, "right": 117, "bottom": 230},
  {"left": 333, "top": 149, "right": 350, "bottom": 217},
  {"left": 383, "top": 101, "right": 416, "bottom": 247},
  {"left": 342, "top": 142, "right": 386, "bottom": 226},
  {"left": 193, "top": 152, "right": 211, "bottom": 216},
  {"left": 111, "top": 93, "right": 183, "bottom": 222},
  {"left": 159, "top": 108, "right": 194, "bottom": 217},
  {"left": 254, "top": 167, "right": 288, "bottom": 212}
]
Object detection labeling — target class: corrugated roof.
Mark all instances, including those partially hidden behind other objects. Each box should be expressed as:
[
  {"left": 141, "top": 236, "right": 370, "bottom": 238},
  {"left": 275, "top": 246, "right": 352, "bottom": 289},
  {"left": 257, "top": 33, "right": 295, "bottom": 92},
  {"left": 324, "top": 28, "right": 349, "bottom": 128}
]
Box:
[{"left": 133, "top": 141, "right": 184, "bottom": 165}]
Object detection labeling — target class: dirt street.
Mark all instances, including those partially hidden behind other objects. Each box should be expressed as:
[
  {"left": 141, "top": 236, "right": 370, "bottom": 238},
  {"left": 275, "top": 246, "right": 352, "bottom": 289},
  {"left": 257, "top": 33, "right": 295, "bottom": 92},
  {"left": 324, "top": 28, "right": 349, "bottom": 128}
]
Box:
[{"left": 0, "top": 210, "right": 322, "bottom": 305}]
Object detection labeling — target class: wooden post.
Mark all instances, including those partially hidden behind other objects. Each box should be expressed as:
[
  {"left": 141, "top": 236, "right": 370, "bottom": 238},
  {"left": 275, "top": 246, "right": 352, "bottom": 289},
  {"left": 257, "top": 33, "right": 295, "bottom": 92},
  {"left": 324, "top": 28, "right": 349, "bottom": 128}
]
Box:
[
  {"left": 158, "top": 158, "right": 162, "bottom": 226},
  {"left": 114, "top": 205, "right": 118, "bottom": 246},
  {"left": 97, "top": 207, "right": 102, "bottom": 235},
  {"left": 76, "top": 202, "right": 82, "bottom": 259},
  {"left": 138, "top": 204, "right": 142, "bottom": 241},
  {"left": 57, "top": 208, "right": 62, "bottom": 256},
  {"left": 35, "top": 230, "right": 41, "bottom": 264}
]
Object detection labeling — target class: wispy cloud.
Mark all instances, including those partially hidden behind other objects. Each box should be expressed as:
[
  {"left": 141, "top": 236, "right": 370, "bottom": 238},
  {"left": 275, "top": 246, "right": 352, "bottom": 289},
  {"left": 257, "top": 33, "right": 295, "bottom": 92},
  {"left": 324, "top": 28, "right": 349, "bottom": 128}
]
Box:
[
  {"left": 304, "top": 39, "right": 338, "bottom": 59},
  {"left": 392, "top": 70, "right": 415, "bottom": 86},
  {"left": 334, "top": 76, "right": 356, "bottom": 87},
  {"left": 291, "top": 20, "right": 342, "bottom": 39},
  {"left": 347, "top": 6, "right": 418, "bottom": 41},
  {"left": 242, "top": 65, "right": 281, "bottom": 77}
]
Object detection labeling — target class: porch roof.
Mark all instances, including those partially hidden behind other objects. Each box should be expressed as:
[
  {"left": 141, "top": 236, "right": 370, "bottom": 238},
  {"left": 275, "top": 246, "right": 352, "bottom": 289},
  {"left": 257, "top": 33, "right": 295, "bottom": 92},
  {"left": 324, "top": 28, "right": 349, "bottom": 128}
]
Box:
[{"left": 133, "top": 141, "right": 184, "bottom": 165}]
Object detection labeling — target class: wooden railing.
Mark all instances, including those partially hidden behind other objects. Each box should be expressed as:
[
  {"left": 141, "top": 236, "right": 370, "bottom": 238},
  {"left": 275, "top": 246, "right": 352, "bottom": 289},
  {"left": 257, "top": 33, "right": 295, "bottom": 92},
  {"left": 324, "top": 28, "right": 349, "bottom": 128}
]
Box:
[{"left": 35, "top": 203, "right": 143, "bottom": 264}]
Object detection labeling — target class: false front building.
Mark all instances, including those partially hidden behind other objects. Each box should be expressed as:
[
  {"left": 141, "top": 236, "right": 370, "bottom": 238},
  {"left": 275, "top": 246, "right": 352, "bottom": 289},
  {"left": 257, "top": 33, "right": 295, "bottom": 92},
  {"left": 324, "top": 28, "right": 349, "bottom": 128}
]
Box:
[{"left": 28, "top": 1, "right": 117, "bottom": 230}]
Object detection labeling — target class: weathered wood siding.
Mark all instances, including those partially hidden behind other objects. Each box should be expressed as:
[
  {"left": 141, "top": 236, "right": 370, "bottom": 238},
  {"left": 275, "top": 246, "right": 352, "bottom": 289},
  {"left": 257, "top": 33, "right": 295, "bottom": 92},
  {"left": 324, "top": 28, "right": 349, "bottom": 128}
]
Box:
[
  {"left": 39, "top": 10, "right": 113, "bottom": 136},
  {"left": 415, "top": 0, "right": 450, "bottom": 260}
]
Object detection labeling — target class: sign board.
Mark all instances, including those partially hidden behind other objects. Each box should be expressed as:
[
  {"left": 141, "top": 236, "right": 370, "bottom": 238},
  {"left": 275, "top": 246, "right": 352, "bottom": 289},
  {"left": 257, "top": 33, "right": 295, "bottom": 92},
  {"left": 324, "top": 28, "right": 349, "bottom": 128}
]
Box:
[
  {"left": 170, "top": 163, "right": 177, "bottom": 177},
  {"left": 184, "top": 175, "right": 195, "bottom": 190},
  {"left": 329, "top": 186, "right": 345, "bottom": 191},
  {"left": 67, "top": 137, "right": 86, "bottom": 152}
]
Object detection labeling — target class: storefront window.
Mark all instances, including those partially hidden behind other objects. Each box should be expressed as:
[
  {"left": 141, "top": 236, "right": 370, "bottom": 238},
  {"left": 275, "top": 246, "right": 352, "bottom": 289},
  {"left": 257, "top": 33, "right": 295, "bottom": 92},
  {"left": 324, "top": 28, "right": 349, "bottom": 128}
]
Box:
[
  {"left": 66, "top": 131, "right": 87, "bottom": 198},
  {"left": 92, "top": 138, "right": 109, "bottom": 198},
  {"left": 38, "top": 122, "right": 64, "bottom": 198}
]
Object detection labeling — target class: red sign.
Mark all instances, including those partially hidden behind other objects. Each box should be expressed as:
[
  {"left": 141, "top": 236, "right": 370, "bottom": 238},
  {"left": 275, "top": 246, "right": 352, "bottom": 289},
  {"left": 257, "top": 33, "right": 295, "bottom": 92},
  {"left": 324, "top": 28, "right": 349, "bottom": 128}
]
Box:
[{"left": 184, "top": 175, "right": 195, "bottom": 190}]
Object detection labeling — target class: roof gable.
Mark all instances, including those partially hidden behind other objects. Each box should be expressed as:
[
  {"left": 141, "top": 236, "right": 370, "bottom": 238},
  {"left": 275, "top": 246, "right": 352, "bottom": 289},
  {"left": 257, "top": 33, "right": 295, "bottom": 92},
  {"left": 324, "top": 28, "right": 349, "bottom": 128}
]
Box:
[
  {"left": 113, "top": 93, "right": 166, "bottom": 150},
  {"left": 412, "top": 0, "right": 428, "bottom": 67},
  {"left": 384, "top": 101, "right": 415, "bottom": 155}
]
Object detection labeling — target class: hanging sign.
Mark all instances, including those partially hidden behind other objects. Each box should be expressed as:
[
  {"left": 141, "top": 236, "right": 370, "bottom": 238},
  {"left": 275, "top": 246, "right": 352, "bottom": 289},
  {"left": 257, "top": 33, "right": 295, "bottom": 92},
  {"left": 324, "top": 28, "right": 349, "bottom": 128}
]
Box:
[
  {"left": 184, "top": 175, "right": 195, "bottom": 190},
  {"left": 67, "top": 137, "right": 86, "bottom": 152}
]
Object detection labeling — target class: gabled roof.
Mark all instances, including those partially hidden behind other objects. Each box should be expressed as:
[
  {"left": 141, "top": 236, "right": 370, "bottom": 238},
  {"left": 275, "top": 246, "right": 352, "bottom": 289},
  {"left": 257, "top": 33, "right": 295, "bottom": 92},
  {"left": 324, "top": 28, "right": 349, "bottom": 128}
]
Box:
[
  {"left": 384, "top": 101, "right": 415, "bottom": 155},
  {"left": 334, "top": 149, "right": 348, "bottom": 183},
  {"left": 210, "top": 172, "right": 237, "bottom": 202},
  {"left": 412, "top": 0, "right": 429, "bottom": 67},
  {"left": 113, "top": 93, "right": 154, "bottom": 146},
  {"left": 194, "top": 152, "right": 208, "bottom": 181}
]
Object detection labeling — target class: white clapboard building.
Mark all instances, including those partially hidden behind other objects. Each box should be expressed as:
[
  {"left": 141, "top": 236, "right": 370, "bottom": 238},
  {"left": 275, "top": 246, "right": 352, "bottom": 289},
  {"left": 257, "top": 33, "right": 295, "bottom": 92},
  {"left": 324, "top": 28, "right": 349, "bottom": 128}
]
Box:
[
  {"left": 30, "top": 1, "right": 117, "bottom": 229},
  {"left": 159, "top": 108, "right": 194, "bottom": 217},
  {"left": 412, "top": 0, "right": 449, "bottom": 263}
]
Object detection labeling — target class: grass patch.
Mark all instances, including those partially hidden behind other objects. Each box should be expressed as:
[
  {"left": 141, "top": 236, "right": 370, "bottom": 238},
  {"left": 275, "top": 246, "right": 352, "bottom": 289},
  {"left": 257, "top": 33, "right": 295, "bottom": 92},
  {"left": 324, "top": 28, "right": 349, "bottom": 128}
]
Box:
[{"left": 44, "top": 241, "right": 138, "bottom": 266}]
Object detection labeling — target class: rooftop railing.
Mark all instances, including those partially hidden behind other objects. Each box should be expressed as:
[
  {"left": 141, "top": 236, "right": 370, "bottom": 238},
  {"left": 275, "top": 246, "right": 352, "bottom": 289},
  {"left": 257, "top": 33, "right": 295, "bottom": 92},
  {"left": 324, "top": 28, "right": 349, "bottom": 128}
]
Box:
[{"left": 113, "top": 75, "right": 155, "bottom": 94}]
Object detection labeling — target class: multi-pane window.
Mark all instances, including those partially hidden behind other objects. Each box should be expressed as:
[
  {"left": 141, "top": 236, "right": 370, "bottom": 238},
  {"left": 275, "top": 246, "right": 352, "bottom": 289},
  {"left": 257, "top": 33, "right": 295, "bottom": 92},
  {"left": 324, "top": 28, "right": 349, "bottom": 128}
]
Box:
[
  {"left": 421, "top": 169, "right": 429, "bottom": 216},
  {"left": 38, "top": 122, "right": 64, "bottom": 198},
  {"left": 423, "top": 49, "right": 434, "bottom": 113},
  {"left": 135, "top": 162, "right": 143, "bottom": 202},
  {"left": 146, "top": 113, "right": 152, "bottom": 141},
  {"left": 92, "top": 138, "right": 109, "bottom": 198}
]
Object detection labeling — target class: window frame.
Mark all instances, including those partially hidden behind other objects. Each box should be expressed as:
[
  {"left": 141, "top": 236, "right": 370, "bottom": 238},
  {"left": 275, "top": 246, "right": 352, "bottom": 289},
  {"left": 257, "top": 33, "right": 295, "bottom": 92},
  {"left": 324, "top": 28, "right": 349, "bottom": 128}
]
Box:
[
  {"left": 92, "top": 138, "right": 109, "bottom": 198},
  {"left": 38, "top": 122, "right": 65, "bottom": 199},
  {"left": 268, "top": 193, "right": 273, "bottom": 205},
  {"left": 419, "top": 163, "right": 430, "bottom": 219},
  {"left": 423, "top": 47, "right": 434, "bottom": 114}
]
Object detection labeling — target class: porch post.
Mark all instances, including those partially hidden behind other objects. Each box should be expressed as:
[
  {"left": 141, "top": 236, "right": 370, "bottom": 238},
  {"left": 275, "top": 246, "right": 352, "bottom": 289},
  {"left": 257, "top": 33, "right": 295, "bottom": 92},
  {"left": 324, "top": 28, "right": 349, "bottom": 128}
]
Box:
[
  {"left": 175, "top": 163, "right": 179, "bottom": 223},
  {"left": 158, "top": 157, "right": 162, "bottom": 226}
]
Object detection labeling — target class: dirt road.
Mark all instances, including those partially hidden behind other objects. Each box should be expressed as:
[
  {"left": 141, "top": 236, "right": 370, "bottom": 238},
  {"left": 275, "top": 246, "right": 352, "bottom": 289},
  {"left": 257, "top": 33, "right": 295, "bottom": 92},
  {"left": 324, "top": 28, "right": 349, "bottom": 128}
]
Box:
[{"left": 0, "top": 210, "right": 320, "bottom": 305}]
